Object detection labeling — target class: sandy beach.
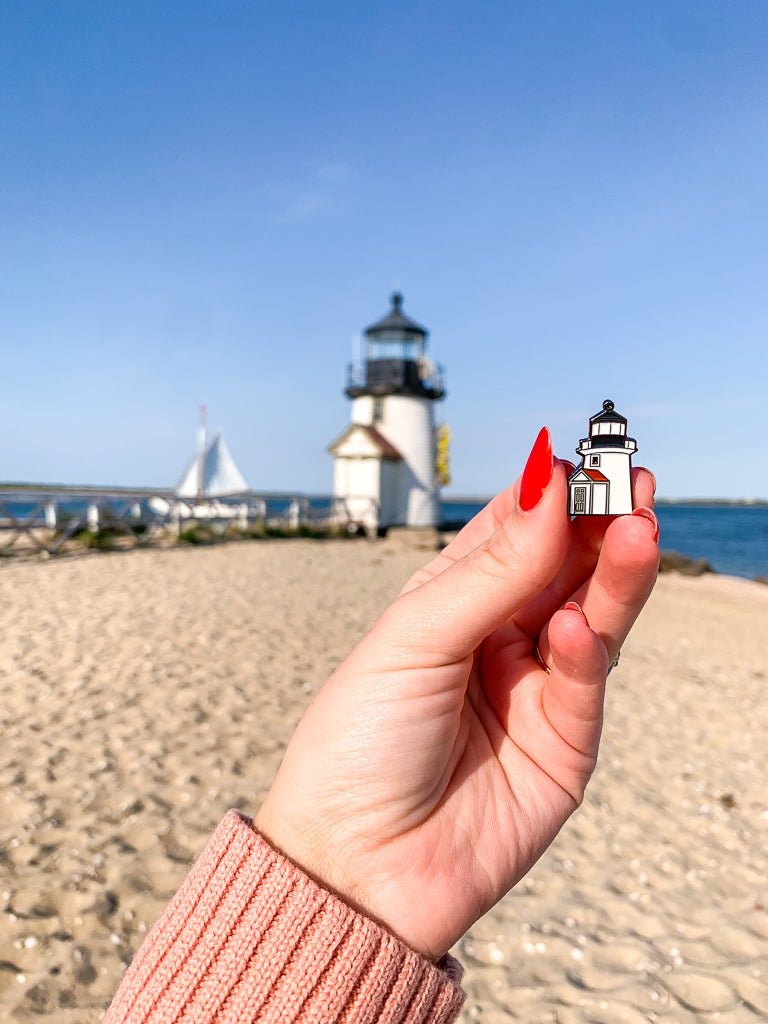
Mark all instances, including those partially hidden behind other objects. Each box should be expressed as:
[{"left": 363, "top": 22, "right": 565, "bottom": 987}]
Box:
[{"left": 1, "top": 539, "right": 766, "bottom": 1023}]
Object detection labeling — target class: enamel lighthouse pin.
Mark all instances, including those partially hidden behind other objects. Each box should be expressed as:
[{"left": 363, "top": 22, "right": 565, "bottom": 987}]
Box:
[{"left": 568, "top": 399, "right": 637, "bottom": 516}]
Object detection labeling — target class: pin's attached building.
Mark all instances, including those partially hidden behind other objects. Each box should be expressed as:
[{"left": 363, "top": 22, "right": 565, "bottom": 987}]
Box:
[{"left": 329, "top": 293, "right": 446, "bottom": 532}]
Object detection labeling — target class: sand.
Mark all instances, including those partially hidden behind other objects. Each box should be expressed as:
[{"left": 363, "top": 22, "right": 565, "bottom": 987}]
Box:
[{"left": 0, "top": 540, "right": 766, "bottom": 1023}]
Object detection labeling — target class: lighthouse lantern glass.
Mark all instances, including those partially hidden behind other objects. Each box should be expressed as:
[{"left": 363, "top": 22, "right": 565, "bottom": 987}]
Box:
[
  {"left": 593, "top": 421, "right": 626, "bottom": 436},
  {"left": 366, "top": 331, "right": 425, "bottom": 363}
]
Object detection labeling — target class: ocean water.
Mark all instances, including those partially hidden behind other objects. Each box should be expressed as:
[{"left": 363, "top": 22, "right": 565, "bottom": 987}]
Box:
[
  {"left": 2, "top": 494, "right": 766, "bottom": 581},
  {"left": 442, "top": 500, "right": 768, "bottom": 581},
  {"left": 653, "top": 505, "right": 768, "bottom": 580}
]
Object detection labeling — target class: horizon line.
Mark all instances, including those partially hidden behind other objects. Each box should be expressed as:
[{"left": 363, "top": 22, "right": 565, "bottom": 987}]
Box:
[{"left": 0, "top": 482, "right": 766, "bottom": 507}]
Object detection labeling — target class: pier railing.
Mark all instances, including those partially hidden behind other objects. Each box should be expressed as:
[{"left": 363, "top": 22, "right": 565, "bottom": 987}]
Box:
[{"left": 0, "top": 487, "right": 380, "bottom": 557}]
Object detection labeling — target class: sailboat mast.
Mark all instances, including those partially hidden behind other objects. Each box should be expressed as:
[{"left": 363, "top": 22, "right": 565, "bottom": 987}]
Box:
[{"left": 197, "top": 403, "right": 207, "bottom": 500}]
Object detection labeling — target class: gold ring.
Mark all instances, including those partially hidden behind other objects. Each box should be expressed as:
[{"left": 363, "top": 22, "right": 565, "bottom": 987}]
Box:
[
  {"left": 534, "top": 644, "right": 621, "bottom": 676},
  {"left": 534, "top": 642, "right": 550, "bottom": 675}
]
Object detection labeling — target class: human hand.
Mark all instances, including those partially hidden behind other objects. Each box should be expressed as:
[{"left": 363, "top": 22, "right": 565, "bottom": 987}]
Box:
[{"left": 254, "top": 428, "right": 659, "bottom": 960}]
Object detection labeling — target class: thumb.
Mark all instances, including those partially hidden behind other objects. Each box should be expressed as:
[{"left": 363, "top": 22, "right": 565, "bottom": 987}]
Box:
[
  {"left": 542, "top": 602, "right": 609, "bottom": 764},
  {"left": 370, "top": 428, "right": 571, "bottom": 665}
]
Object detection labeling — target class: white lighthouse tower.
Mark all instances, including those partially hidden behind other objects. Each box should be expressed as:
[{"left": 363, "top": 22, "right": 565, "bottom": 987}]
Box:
[
  {"left": 568, "top": 399, "right": 637, "bottom": 515},
  {"left": 328, "top": 293, "right": 446, "bottom": 532}
]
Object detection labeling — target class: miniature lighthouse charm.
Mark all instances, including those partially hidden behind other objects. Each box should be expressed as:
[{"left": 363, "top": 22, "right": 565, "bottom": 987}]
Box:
[{"left": 568, "top": 399, "right": 637, "bottom": 515}]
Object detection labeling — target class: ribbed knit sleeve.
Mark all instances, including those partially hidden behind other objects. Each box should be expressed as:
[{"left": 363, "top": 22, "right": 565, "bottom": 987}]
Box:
[{"left": 103, "top": 811, "right": 465, "bottom": 1024}]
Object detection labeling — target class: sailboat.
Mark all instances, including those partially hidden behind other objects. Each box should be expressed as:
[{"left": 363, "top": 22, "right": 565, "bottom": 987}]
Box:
[{"left": 174, "top": 407, "right": 250, "bottom": 516}]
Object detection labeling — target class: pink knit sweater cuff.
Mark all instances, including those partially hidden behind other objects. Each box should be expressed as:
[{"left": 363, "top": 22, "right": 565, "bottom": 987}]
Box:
[{"left": 104, "top": 810, "right": 465, "bottom": 1023}]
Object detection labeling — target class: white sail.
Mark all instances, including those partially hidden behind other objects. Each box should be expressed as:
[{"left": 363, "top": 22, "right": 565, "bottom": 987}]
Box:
[
  {"left": 176, "top": 455, "right": 202, "bottom": 498},
  {"left": 176, "top": 433, "right": 249, "bottom": 497}
]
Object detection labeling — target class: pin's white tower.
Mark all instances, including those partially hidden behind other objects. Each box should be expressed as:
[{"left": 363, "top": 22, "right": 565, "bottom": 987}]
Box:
[
  {"left": 569, "top": 399, "right": 637, "bottom": 515},
  {"left": 328, "top": 293, "right": 446, "bottom": 531}
]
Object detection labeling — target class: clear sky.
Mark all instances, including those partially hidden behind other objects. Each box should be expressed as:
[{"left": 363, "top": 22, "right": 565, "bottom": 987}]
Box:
[{"left": 1, "top": 1, "right": 767, "bottom": 499}]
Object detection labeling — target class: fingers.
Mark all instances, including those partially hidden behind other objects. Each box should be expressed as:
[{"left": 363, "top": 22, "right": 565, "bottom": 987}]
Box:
[
  {"left": 537, "top": 507, "right": 660, "bottom": 670},
  {"left": 514, "top": 466, "right": 656, "bottom": 637},
  {"left": 402, "top": 465, "right": 656, "bottom": 640},
  {"left": 368, "top": 442, "right": 572, "bottom": 666},
  {"left": 568, "top": 466, "right": 656, "bottom": 562}
]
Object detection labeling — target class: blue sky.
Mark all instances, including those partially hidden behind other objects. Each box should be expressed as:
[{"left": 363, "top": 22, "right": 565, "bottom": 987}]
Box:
[{"left": 1, "top": 1, "right": 767, "bottom": 499}]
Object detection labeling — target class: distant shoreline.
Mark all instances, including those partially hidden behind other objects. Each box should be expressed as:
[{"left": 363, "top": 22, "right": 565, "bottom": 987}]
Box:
[
  {"left": 1, "top": 483, "right": 766, "bottom": 508},
  {"left": 443, "top": 496, "right": 768, "bottom": 508}
]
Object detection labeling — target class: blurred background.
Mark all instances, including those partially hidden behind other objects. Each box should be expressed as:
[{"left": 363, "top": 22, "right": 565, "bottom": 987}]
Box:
[{"left": 1, "top": 1, "right": 768, "bottom": 575}]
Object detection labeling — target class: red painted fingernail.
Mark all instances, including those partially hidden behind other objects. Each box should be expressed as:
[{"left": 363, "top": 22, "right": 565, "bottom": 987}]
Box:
[
  {"left": 631, "top": 505, "right": 659, "bottom": 541},
  {"left": 559, "top": 459, "right": 576, "bottom": 476},
  {"left": 564, "top": 600, "right": 589, "bottom": 626},
  {"left": 519, "top": 427, "right": 553, "bottom": 511}
]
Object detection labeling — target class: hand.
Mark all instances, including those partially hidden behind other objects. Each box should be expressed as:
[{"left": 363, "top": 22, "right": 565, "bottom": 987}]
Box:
[{"left": 255, "top": 428, "right": 659, "bottom": 960}]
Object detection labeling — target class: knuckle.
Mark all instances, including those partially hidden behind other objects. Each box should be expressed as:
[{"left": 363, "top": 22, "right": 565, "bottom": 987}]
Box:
[
  {"left": 478, "top": 518, "right": 525, "bottom": 581},
  {"left": 402, "top": 568, "right": 432, "bottom": 592}
]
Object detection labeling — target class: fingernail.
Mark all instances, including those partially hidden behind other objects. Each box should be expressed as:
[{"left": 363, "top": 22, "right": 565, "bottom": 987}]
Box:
[
  {"left": 564, "top": 600, "right": 589, "bottom": 626},
  {"left": 520, "top": 427, "right": 553, "bottom": 512},
  {"left": 631, "top": 505, "right": 659, "bottom": 541},
  {"left": 645, "top": 469, "right": 657, "bottom": 494},
  {"left": 559, "top": 459, "right": 576, "bottom": 476}
]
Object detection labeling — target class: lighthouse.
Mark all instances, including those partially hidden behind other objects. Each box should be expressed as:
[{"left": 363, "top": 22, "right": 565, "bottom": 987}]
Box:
[
  {"left": 328, "top": 293, "right": 446, "bottom": 532},
  {"left": 568, "top": 399, "right": 637, "bottom": 515}
]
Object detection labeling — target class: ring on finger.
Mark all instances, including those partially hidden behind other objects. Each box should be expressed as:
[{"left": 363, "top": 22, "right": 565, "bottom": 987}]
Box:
[
  {"left": 534, "top": 642, "right": 621, "bottom": 676},
  {"left": 534, "top": 642, "right": 550, "bottom": 675}
]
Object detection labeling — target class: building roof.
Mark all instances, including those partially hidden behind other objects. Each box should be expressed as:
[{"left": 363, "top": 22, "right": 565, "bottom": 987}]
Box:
[
  {"left": 575, "top": 468, "right": 609, "bottom": 482},
  {"left": 590, "top": 398, "right": 627, "bottom": 425},
  {"left": 364, "top": 293, "right": 428, "bottom": 339},
  {"left": 327, "top": 423, "right": 403, "bottom": 460},
  {"left": 363, "top": 425, "right": 403, "bottom": 459}
]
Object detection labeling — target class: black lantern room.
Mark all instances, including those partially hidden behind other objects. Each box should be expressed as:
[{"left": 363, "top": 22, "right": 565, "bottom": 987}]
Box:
[{"left": 346, "top": 293, "right": 445, "bottom": 400}]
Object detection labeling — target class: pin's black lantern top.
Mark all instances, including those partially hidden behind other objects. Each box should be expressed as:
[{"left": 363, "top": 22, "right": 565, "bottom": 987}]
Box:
[
  {"left": 581, "top": 399, "right": 635, "bottom": 449},
  {"left": 590, "top": 399, "right": 627, "bottom": 426},
  {"left": 346, "top": 293, "right": 445, "bottom": 401}
]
